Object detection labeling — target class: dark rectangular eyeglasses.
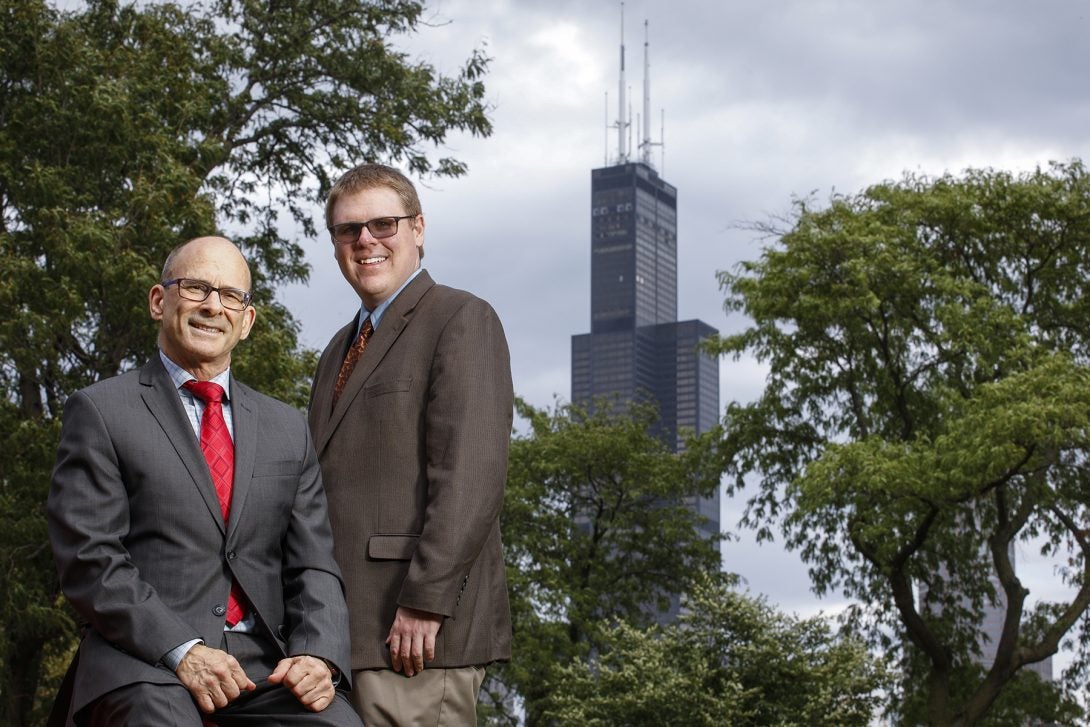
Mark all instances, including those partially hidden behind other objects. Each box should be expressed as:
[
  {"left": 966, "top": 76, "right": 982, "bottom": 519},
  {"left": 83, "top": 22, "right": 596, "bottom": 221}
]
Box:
[{"left": 328, "top": 215, "right": 416, "bottom": 244}]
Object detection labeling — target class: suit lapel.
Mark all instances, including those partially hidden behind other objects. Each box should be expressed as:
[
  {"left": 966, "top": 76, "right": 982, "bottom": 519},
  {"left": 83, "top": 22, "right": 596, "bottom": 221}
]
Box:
[
  {"left": 309, "top": 319, "right": 355, "bottom": 449},
  {"left": 226, "top": 377, "right": 256, "bottom": 540},
  {"left": 315, "top": 270, "right": 435, "bottom": 455},
  {"left": 138, "top": 358, "right": 225, "bottom": 533}
]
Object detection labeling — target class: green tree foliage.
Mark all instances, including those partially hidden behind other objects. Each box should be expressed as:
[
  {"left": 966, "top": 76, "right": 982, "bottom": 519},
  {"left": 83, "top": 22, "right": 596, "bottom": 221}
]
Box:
[
  {"left": 0, "top": 0, "right": 491, "bottom": 722},
  {"left": 541, "top": 572, "right": 893, "bottom": 726},
  {"left": 708, "top": 161, "right": 1090, "bottom": 725},
  {"left": 489, "top": 399, "right": 723, "bottom": 726}
]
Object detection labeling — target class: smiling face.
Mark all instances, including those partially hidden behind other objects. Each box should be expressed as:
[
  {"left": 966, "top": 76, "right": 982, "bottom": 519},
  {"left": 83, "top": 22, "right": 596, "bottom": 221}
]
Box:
[
  {"left": 330, "top": 186, "right": 424, "bottom": 310},
  {"left": 149, "top": 236, "right": 256, "bottom": 381}
]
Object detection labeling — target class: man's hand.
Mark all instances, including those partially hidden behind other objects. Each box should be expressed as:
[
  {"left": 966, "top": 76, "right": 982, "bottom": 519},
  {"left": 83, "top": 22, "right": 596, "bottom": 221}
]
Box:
[
  {"left": 176, "top": 643, "right": 256, "bottom": 714},
  {"left": 267, "top": 655, "right": 337, "bottom": 712},
  {"left": 385, "top": 606, "right": 443, "bottom": 677}
]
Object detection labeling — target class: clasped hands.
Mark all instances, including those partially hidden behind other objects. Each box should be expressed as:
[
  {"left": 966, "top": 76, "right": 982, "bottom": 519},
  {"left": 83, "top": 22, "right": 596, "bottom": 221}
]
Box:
[{"left": 177, "top": 644, "right": 335, "bottom": 714}]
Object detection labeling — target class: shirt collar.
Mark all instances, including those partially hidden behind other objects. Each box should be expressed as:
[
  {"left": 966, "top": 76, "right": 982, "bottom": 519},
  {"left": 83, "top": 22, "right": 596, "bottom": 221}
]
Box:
[
  {"left": 356, "top": 266, "right": 424, "bottom": 336},
  {"left": 159, "top": 350, "right": 232, "bottom": 399}
]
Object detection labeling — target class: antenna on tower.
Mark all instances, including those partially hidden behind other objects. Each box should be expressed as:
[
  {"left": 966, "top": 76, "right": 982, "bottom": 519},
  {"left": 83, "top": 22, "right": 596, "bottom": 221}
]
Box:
[
  {"left": 603, "top": 92, "right": 609, "bottom": 166},
  {"left": 638, "top": 19, "right": 663, "bottom": 169},
  {"left": 609, "top": 3, "right": 629, "bottom": 164}
]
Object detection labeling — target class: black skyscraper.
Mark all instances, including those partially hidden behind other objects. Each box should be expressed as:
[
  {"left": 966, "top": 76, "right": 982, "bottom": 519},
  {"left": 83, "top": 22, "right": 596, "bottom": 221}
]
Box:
[{"left": 571, "top": 158, "right": 720, "bottom": 541}]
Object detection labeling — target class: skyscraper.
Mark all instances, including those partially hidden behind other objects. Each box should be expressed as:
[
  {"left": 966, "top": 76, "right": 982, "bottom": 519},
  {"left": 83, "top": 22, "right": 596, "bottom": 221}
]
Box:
[{"left": 570, "top": 20, "right": 720, "bottom": 542}]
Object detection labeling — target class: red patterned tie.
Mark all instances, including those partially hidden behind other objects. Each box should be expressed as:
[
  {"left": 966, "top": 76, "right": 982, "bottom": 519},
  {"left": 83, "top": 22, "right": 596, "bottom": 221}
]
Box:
[
  {"left": 332, "top": 317, "right": 373, "bottom": 407},
  {"left": 183, "top": 381, "right": 247, "bottom": 627}
]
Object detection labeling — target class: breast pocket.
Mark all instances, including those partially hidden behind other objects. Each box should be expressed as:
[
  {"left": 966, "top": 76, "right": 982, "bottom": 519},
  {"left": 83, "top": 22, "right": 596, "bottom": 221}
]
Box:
[
  {"left": 363, "top": 377, "right": 413, "bottom": 399},
  {"left": 368, "top": 534, "right": 420, "bottom": 561},
  {"left": 251, "top": 459, "right": 298, "bottom": 478}
]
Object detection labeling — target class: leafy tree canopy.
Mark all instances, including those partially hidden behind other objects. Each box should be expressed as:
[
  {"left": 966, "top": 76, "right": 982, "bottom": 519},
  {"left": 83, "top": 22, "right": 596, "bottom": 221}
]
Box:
[
  {"left": 490, "top": 398, "right": 723, "bottom": 726},
  {"left": 542, "top": 572, "right": 893, "bottom": 727},
  {"left": 708, "top": 161, "right": 1090, "bottom": 725}
]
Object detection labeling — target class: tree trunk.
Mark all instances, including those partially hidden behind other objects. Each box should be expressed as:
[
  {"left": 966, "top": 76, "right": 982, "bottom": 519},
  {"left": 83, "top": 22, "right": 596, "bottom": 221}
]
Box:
[{"left": 1, "top": 633, "right": 45, "bottom": 727}]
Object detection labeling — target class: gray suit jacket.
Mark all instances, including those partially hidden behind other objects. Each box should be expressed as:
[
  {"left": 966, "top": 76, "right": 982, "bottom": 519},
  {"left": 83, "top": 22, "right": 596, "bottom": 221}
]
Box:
[
  {"left": 309, "top": 270, "right": 514, "bottom": 670},
  {"left": 47, "top": 357, "right": 351, "bottom": 714}
]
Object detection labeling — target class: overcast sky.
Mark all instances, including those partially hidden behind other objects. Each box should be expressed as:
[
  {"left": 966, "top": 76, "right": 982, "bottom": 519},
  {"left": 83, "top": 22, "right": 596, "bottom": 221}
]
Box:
[{"left": 279, "top": 0, "right": 1090, "bottom": 665}]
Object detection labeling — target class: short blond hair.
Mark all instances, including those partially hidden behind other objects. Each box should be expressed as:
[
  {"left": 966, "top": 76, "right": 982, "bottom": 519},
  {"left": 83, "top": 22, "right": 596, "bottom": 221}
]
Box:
[{"left": 325, "top": 164, "right": 422, "bottom": 228}]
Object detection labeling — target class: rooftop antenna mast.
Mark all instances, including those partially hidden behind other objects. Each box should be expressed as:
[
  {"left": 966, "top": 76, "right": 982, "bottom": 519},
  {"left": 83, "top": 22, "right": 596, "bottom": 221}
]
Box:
[
  {"left": 639, "top": 19, "right": 663, "bottom": 169},
  {"left": 614, "top": 3, "right": 628, "bottom": 164}
]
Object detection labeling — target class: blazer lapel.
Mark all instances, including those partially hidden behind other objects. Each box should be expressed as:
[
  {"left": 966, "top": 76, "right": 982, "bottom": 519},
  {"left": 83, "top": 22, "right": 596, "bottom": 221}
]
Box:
[
  {"left": 309, "top": 319, "right": 355, "bottom": 450},
  {"left": 138, "top": 358, "right": 225, "bottom": 533},
  {"left": 316, "top": 270, "right": 435, "bottom": 454},
  {"left": 225, "top": 377, "right": 256, "bottom": 541}
]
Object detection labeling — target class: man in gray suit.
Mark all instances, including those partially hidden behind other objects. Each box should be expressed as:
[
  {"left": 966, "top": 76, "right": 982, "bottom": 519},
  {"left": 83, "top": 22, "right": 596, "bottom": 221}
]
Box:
[
  {"left": 309, "top": 164, "right": 513, "bottom": 725},
  {"left": 48, "top": 236, "right": 362, "bottom": 726}
]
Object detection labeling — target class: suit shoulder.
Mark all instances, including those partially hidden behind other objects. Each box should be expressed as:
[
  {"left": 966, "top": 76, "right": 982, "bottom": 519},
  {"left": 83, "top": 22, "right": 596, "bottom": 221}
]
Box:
[
  {"left": 232, "top": 380, "right": 306, "bottom": 421},
  {"left": 70, "top": 368, "right": 143, "bottom": 403},
  {"left": 423, "top": 283, "right": 500, "bottom": 318}
]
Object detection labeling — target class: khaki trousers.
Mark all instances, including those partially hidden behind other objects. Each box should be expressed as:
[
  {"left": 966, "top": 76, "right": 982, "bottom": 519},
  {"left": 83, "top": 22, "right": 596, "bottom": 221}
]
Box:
[{"left": 351, "top": 666, "right": 485, "bottom": 726}]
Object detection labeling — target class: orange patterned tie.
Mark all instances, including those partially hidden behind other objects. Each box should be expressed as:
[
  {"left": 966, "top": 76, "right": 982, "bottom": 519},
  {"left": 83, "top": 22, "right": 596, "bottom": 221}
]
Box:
[
  {"left": 183, "top": 380, "right": 247, "bottom": 627},
  {"left": 332, "top": 317, "right": 373, "bottom": 407}
]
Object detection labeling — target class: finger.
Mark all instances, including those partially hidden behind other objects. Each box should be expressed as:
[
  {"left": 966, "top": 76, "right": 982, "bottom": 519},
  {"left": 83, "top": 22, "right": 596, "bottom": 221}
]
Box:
[
  {"left": 411, "top": 631, "right": 425, "bottom": 674},
  {"left": 310, "top": 693, "right": 330, "bottom": 713},
  {"left": 220, "top": 677, "right": 242, "bottom": 702},
  {"left": 387, "top": 635, "right": 404, "bottom": 673},
  {"left": 267, "top": 658, "right": 291, "bottom": 684},
  {"left": 227, "top": 658, "right": 256, "bottom": 693},
  {"left": 194, "top": 691, "right": 216, "bottom": 714},
  {"left": 206, "top": 683, "right": 230, "bottom": 711},
  {"left": 298, "top": 676, "right": 335, "bottom": 707},
  {"left": 280, "top": 662, "right": 308, "bottom": 689},
  {"left": 401, "top": 633, "right": 418, "bottom": 677},
  {"left": 303, "top": 687, "right": 334, "bottom": 713},
  {"left": 423, "top": 628, "right": 437, "bottom": 663}
]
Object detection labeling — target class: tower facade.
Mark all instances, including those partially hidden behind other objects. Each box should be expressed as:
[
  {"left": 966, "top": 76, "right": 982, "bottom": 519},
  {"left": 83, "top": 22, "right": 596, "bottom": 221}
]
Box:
[
  {"left": 571, "top": 19, "right": 721, "bottom": 604},
  {"left": 571, "top": 161, "right": 720, "bottom": 541},
  {"left": 571, "top": 18, "right": 720, "bottom": 547}
]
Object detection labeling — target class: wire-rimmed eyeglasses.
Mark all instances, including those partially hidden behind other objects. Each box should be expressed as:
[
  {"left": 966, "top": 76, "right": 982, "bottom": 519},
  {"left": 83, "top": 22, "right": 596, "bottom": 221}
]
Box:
[{"left": 161, "top": 278, "right": 253, "bottom": 311}]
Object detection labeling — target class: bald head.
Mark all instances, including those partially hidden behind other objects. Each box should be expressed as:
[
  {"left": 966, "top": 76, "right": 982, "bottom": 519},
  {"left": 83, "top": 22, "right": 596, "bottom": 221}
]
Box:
[
  {"left": 162, "top": 236, "right": 252, "bottom": 291},
  {"left": 150, "top": 236, "right": 257, "bottom": 380}
]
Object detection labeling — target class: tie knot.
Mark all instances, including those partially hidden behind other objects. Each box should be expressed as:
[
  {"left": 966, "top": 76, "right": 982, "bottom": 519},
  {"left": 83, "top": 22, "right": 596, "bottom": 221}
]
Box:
[{"left": 184, "top": 380, "right": 226, "bottom": 404}]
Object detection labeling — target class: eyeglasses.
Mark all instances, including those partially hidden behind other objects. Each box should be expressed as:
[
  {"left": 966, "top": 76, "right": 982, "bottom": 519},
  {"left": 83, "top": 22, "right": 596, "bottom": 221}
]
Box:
[
  {"left": 328, "top": 215, "right": 417, "bottom": 244},
  {"left": 161, "top": 278, "right": 253, "bottom": 311}
]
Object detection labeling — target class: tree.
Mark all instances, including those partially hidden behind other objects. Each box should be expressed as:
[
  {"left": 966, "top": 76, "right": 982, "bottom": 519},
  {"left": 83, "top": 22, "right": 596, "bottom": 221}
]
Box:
[
  {"left": 0, "top": 0, "right": 492, "bottom": 722},
  {"left": 488, "top": 399, "right": 723, "bottom": 726},
  {"left": 541, "top": 572, "right": 893, "bottom": 726},
  {"left": 708, "top": 161, "right": 1090, "bottom": 725}
]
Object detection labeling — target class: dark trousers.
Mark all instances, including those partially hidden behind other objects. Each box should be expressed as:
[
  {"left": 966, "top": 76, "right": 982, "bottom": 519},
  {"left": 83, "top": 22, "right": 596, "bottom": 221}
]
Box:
[{"left": 77, "top": 632, "right": 361, "bottom": 727}]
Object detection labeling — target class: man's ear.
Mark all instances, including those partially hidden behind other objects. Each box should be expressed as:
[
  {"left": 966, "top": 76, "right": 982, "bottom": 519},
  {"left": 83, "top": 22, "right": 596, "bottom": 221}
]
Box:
[
  {"left": 238, "top": 305, "right": 257, "bottom": 341},
  {"left": 148, "top": 284, "right": 165, "bottom": 322}
]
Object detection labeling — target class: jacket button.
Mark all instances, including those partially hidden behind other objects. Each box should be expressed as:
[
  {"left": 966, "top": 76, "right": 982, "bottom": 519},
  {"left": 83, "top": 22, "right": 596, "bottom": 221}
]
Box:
[
  {"left": 213, "top": 604, "right": 226, "bottom": 616},
  {"left": 226, "top": 551, "right": 237, "bottom": 560}
]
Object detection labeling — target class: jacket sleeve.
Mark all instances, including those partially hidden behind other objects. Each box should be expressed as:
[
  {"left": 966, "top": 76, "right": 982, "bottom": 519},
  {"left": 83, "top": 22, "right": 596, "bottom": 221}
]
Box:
[
  {"left": 47, "top": 390, "right": 200, "bottom": 665},
  {"left": 280, "top": 419, "right": 353, "bottom": 679},
  {"left": 396, "top": 297, "right": 514, "bottom": 615}
]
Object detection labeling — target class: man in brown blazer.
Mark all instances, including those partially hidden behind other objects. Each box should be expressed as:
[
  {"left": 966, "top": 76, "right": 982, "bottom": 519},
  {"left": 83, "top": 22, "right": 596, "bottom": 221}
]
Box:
[{"left": 308, "top": 164, "right": 514, "bottom": 725}]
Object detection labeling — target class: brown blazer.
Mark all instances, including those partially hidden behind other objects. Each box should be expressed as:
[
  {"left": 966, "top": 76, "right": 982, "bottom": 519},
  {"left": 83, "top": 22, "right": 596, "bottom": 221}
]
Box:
[{"left": 308, "top": 270, "right": 513, "bottom": 670}]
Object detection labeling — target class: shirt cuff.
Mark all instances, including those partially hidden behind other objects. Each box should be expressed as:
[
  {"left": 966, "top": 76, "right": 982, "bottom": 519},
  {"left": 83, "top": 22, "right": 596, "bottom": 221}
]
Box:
[
  {"left": 318, "top": 657, "right": 341, "bottom": 686},
  {"left": 162, "top": 638, "right": 203, "bottom": 672}
]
